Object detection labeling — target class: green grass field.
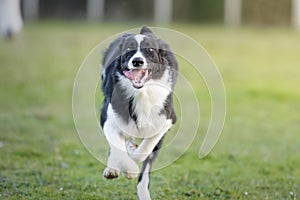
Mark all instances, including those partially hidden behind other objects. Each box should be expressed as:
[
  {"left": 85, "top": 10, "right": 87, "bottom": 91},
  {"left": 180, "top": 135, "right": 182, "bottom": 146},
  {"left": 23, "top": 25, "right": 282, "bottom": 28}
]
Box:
[{"left": 1, "top": 22, "right": 299, "bottom": 199}]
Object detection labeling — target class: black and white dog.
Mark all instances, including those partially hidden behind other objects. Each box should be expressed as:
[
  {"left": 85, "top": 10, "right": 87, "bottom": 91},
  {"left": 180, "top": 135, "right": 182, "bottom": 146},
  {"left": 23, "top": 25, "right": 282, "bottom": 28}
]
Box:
[{"left": 100, "top": 26, "right": 178, "bottom": 200}]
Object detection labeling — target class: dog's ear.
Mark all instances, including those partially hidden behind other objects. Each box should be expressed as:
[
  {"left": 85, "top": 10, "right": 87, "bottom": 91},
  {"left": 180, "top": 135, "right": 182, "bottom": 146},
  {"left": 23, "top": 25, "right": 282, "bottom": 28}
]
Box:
[
  {"left": 140, "top": 26, "right": 153, "bottom": 35},
  {"left": 103, "top": 33, "right": 133, "bottom": 68},
  {"left": 119, "top": 32, "right": 134, "bottom": 51}
]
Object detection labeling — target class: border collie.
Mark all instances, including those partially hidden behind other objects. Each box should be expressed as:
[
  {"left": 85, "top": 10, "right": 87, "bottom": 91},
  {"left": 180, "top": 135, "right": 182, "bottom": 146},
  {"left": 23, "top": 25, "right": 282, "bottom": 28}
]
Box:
[{"left": 100, "top": 26, "right": 178, "bottom": 200}]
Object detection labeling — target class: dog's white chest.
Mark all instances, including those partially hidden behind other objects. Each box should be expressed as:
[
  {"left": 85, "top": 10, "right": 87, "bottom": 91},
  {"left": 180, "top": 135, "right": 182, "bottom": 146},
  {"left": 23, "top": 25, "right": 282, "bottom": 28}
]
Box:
[
  {"left": 133, "top": 80, "right": 171, "bottom": 135},
  {"left": 108, "top": 81, "right": 171, "bottom": 138}
]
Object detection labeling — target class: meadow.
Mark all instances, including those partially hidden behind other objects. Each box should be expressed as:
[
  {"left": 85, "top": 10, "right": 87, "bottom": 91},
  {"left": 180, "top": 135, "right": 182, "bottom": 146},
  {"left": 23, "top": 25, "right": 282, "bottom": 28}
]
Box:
[{"left": 0, "top": 22, "right": 299, "bottom": 199}]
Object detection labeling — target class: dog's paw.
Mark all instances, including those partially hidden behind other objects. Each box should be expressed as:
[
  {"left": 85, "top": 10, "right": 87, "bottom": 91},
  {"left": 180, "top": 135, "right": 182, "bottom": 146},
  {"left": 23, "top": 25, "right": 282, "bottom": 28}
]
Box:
[
  {"left": 103, "top": 167, "right": 120, "bottom": 179},
  {"left": 120, "top": 156, "right": 139, "bottom": 179},
  {"left": 126, "top": 140, "right": 138, "bottom": 153},
  {"left": 123, "top": 171, "right": 139, "bottom": 179},
  {"left": 126, "top": 141, "right": 144, "bottom": 162}
]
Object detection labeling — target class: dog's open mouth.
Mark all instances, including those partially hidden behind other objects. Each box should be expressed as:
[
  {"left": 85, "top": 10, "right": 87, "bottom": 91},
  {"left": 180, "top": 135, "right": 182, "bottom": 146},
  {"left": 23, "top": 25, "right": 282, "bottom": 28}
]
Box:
[{"left": 123, "top": 69, "right": 150, "bottom": 89}]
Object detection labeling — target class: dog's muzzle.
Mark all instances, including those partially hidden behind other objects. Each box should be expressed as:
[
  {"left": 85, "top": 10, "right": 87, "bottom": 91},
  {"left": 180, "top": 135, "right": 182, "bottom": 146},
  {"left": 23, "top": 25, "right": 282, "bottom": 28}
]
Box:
[{"left": 123, "top": 68, "right": 151, "bottom": 89}]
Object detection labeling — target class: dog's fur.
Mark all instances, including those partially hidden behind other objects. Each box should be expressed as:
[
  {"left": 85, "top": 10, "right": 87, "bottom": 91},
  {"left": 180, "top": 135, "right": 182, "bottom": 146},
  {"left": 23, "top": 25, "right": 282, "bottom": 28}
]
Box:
[{"left": 100, "top": 26, "right": 178, "bottom": 200}]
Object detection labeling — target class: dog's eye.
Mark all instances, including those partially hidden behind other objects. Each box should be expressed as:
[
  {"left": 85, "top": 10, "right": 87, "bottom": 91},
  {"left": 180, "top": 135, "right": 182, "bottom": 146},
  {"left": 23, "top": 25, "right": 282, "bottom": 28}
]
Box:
[
  {"left": 126, "top": 47, "right": 132, "bottom": 52},
  {"left": 145, "top": 48, "right": 155, "bottom": 54}
]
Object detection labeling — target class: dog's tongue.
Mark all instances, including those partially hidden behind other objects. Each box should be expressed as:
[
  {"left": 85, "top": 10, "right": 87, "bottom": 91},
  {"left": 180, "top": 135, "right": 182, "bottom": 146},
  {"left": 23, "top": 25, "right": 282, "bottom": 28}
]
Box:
[{"left": 123, "top": 69, "right": 149, "bottom": 88}]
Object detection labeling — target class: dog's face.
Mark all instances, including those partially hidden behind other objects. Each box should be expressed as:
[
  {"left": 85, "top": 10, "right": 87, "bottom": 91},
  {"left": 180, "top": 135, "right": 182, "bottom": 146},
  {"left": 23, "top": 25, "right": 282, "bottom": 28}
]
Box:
[{"left": 119, "top": 27, "right": 166, "bottom": 89}]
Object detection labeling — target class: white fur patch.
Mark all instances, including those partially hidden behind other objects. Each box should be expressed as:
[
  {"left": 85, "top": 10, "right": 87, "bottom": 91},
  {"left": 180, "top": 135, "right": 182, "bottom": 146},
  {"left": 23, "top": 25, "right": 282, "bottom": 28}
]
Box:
[
  {"left": 137, "top": 163, "right": 151, "bottom": 200},
  {"left": 128, "top": 34, "right": 147, "bottom": 70},
  {"left": 135, "top": 34, "right": 145, "bottom": 48}
]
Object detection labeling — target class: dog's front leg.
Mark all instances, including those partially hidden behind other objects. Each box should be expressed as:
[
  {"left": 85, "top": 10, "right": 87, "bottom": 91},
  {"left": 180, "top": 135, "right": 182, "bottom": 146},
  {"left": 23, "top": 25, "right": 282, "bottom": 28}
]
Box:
[
  {"left": 127, "top": 119, "right": 172, "bottom": 163},
  {"left": 103, "top": 122, "right": 139, "bottom": 179}
]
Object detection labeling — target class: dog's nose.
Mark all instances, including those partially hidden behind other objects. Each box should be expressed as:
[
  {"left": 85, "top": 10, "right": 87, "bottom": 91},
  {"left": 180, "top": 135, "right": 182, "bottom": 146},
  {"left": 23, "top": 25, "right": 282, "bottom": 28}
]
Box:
[{"left": 132, "top": 57, "right": 144, "bottom": 67}]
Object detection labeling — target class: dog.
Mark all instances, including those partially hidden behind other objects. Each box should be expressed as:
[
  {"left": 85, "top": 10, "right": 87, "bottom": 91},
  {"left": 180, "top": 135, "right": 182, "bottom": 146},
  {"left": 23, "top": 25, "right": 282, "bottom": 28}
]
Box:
[{"left": 100, "top": 26, "right": 178, "bottom": 200}]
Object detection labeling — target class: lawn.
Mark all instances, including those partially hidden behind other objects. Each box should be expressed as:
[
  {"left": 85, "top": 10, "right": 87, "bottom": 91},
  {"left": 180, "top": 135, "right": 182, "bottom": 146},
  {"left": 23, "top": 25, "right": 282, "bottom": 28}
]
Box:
[{"left": 0, "top": 22, "right": 299, "bottom": 199}]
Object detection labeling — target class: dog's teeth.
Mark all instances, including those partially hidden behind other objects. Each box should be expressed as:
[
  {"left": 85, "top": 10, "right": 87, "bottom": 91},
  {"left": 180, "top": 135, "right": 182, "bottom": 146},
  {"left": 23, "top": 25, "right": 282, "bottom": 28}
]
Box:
[{"left": 124, "top": 69, "right": 149, "bottom": 88}]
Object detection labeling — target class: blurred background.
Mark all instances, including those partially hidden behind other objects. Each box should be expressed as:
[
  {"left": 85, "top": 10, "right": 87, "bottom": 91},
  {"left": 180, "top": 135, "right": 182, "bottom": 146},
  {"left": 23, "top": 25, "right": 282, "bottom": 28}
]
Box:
[
  {"left": 14, "top": 0, "right": 300, "bottom": 27},
  {"left": 1, "top": 0, "right": 300, "bottom": 199}
]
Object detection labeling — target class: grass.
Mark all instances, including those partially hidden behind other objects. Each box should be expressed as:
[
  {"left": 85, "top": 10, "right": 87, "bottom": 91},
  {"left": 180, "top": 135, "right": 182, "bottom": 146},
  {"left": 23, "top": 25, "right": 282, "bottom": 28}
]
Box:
[{"left": 1, "top": 21, "right": 300, "bottom": 199}]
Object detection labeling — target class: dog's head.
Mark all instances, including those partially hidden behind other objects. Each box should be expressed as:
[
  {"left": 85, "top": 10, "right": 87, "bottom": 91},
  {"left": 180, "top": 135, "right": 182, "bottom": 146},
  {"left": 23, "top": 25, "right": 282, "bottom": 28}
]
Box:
[{"left": 117, "top": 26, "right": 174, "bottom": 89}]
